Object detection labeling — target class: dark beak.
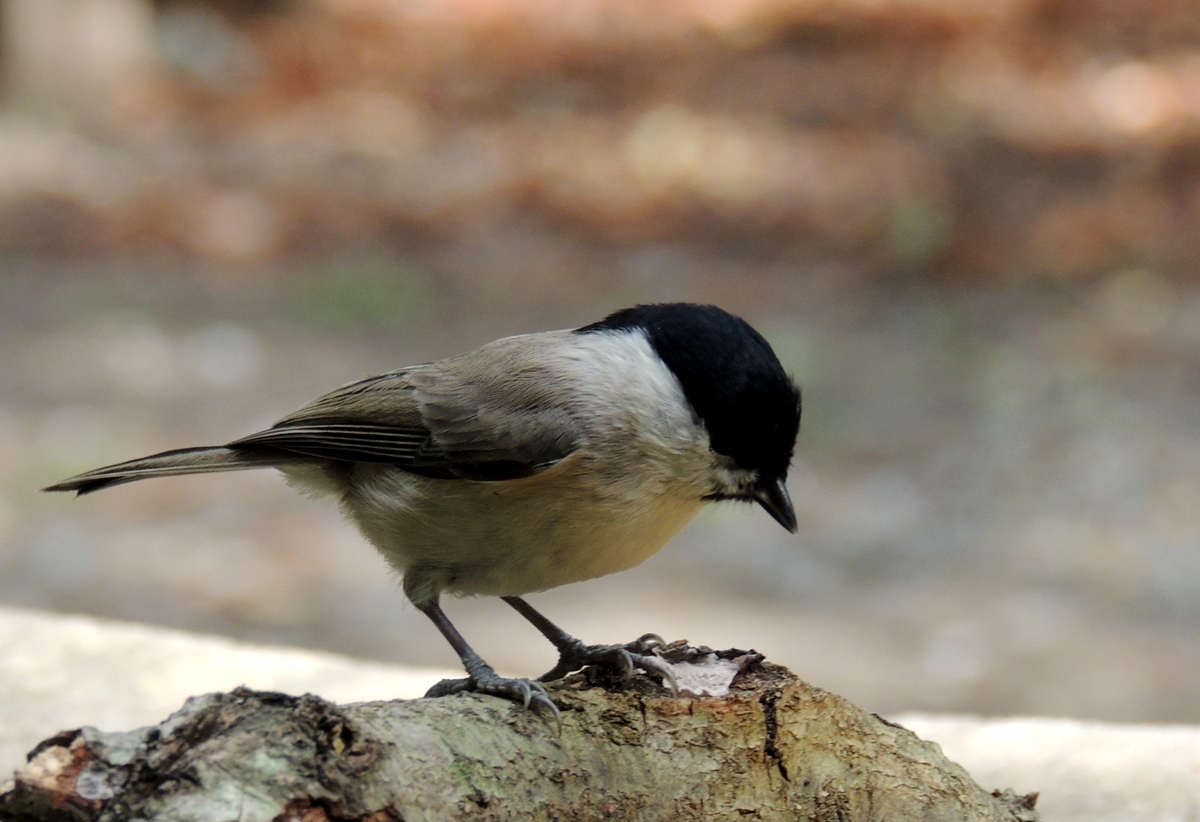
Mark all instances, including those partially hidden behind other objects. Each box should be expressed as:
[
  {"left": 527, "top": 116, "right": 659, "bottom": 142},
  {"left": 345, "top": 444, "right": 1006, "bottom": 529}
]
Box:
[{"left": 754, "top": 476, "right": 797, "bottom": 533}]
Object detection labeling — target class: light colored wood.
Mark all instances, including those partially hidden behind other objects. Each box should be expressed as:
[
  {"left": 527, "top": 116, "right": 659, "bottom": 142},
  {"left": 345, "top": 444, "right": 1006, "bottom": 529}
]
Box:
[{"left": 0, "top": 650, "right": 1038, "bottom": 822}]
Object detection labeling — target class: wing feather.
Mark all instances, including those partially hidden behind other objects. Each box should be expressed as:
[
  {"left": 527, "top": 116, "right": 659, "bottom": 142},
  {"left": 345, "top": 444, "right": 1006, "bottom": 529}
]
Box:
[{"left": 229, "top": 353, "right": 579, "bottom": 480}]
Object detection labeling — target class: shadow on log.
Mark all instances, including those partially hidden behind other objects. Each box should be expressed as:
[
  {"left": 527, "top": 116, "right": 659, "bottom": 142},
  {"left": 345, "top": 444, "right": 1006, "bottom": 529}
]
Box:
[{"left": 0, "top": 645, "right": 1039, "bottom": 822}]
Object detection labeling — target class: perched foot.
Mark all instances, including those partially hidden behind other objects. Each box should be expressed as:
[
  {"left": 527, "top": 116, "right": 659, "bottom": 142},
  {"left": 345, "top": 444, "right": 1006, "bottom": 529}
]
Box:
[
  {"left": 539, "top": 632, "right": 679, "bottom": 695},
  {"left": 500, "top": 598, "right": 679, "bottom": 696},
  {"left": 416, "top": 599, "right": 559, "bottom": 727},
  {"left": 425, "top": 666, "right": 561, "bottom": 727}
]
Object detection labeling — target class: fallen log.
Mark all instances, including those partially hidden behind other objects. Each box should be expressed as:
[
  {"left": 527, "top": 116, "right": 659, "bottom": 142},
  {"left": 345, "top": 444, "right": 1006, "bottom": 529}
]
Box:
[{"left": 0, "top": 645, "right": 1039, "bottom": 822}]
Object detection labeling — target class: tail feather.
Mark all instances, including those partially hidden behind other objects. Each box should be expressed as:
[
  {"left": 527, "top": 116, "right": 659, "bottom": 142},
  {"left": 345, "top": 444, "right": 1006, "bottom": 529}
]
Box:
[{"left": 43, "top": 446, "right": 282, "bottom": 496}]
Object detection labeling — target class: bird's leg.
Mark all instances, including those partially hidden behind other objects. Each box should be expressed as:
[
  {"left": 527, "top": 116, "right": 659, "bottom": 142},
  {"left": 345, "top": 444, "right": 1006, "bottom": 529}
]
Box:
[
  {"left": 418, "top": 599, "right": 560, "bottom": 724},
  {"left": 501, "top": 596, "right": 678, "bottom": 695}
]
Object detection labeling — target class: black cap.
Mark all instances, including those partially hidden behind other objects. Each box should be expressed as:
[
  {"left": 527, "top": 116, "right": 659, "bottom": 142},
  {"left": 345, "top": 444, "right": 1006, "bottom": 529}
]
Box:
[{"left": 578, "top": 303, "right": 802, "bottom": 483}]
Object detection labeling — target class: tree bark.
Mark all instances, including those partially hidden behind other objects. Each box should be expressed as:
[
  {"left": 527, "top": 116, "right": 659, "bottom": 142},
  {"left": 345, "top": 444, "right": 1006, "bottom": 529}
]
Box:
[{"left": 0, "top": 646, "right": 1039, "bottom": 822}]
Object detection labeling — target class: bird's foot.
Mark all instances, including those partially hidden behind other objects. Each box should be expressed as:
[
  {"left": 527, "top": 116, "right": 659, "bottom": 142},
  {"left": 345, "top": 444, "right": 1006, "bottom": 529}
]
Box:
[
  {"left": 540, "top": 632, "right": 679, "bottom": 695},
  {"left": 426, "top": 668, "right": 561, "bottom": 727}
]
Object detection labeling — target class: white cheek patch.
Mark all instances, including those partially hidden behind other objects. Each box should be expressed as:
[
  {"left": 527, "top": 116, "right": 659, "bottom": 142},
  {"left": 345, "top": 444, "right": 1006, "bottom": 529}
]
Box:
[
  {"left": 561, "top": 329, "right": 717, "bottom": 470},
  {"left": 712, "top": 464, "right": 759, "bottom": 498}
]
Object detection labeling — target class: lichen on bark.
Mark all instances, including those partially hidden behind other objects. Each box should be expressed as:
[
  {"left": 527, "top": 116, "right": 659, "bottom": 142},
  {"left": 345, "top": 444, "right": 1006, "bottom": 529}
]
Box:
[{"left": 0, "top": 646, "right": 1039, "bottom": 822}]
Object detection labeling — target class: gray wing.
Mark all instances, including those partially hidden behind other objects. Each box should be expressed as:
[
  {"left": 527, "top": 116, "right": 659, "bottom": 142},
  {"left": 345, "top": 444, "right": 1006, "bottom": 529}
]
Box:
[{"left": 229, "top": 363, "right": 578, "bottom": 481}]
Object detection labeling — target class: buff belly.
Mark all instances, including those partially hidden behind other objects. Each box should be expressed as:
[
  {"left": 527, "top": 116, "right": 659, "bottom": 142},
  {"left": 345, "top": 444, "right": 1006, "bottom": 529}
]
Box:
[{"left": 333, "top": 457, "right": 706, "bottom": 604}]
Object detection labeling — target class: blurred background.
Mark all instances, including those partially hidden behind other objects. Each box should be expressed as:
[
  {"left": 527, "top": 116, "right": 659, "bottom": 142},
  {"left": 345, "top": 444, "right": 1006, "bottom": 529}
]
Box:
[{"left": 2, "top": 0, "right": 1200, "bottom": 723}]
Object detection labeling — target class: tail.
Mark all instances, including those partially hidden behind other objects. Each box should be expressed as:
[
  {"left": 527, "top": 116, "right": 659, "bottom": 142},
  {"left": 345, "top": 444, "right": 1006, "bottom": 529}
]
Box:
[{"left": 43, "top": 446, "right": 282, "bottom": 496}]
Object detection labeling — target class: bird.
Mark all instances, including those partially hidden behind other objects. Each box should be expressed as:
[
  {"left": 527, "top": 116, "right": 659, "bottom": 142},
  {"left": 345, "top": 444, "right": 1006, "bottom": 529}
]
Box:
[{"left": 44, "top": 303, "right": 802, "bottom": 720}]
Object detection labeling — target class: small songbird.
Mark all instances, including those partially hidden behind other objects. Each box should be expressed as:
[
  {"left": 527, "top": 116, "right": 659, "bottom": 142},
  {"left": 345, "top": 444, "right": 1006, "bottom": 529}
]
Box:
[{"left": 45, "top": 303, "right": 802, "bottom": 720}]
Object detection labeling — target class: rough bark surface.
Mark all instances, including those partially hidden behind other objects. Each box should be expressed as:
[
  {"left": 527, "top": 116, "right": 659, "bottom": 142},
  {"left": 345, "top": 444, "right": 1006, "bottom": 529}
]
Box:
[{"left": 0, "top": 647, "right": 1039, "bottom": 822}]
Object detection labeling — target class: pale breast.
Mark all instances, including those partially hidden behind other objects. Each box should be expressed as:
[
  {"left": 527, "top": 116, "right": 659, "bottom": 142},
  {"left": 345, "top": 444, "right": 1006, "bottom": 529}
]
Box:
[{"left": 341, "top": 452, "right": 707, "bottom": 601}]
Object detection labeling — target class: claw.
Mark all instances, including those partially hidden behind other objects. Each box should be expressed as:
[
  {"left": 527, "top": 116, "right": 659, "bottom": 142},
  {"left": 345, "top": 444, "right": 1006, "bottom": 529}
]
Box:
[
  {"left": 610, "top": 648, "right": 635, "bottom": 681},
  {"left": 631, "top": 633, "right": 666, "bottom": 653},
  {"left": 530, "top": 689, "right": 563, "bottom": 733},
  {"left": 425, "top": 671, "right": 561, "bottom": 727},
  {"left": 632, "top": 654, "right": 679, "bottom": 696},
  {"left": 538, "top": 635, "right": 677, "bottom": 696}
]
